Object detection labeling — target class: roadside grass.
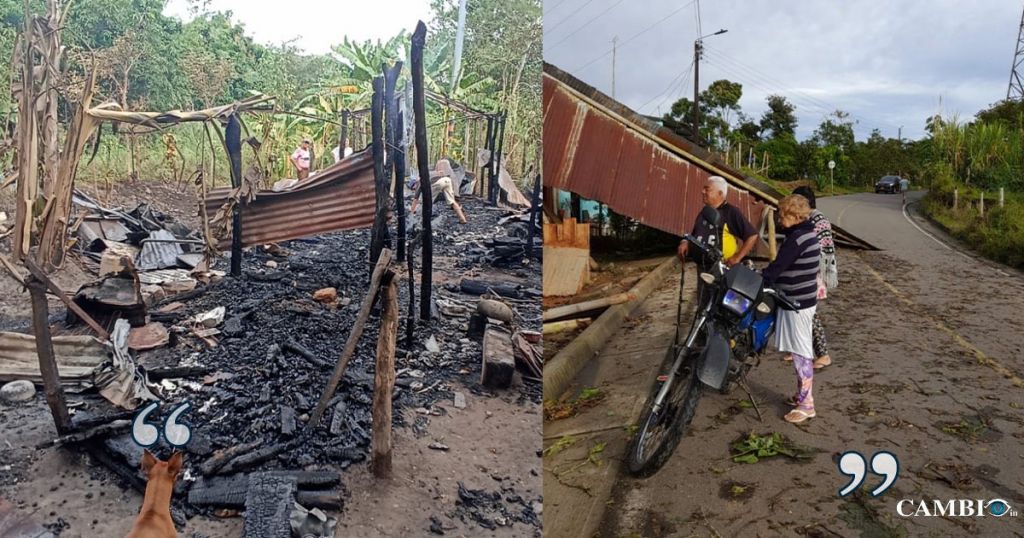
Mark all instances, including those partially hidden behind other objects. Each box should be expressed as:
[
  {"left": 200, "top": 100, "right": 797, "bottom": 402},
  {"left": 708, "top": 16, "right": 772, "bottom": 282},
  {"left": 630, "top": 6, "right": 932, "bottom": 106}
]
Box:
[{"left": 920, "top": 183, "right": 1024, "bottom": 271}]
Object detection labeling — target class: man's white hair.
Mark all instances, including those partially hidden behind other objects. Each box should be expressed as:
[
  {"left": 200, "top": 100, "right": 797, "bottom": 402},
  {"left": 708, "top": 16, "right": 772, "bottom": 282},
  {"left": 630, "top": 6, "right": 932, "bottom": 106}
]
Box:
[{"left": 708, "top": 175, "right": 729, "bottom": 196}]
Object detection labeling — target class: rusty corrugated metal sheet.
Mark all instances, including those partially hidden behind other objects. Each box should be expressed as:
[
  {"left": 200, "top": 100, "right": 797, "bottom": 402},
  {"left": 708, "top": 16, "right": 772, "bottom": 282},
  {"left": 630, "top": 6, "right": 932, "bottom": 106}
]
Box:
[
  {"left": 544, "top": 63, "right": 769, "bottom": 237},
  {"left": 543, "top": 62, "right": 878, "bottom": 251},
  {"left": 0, "top": 332, "right": 106, "bottom": 383},
  {"left": 206, "top": 150, "right": 377, "bottom": 249}
]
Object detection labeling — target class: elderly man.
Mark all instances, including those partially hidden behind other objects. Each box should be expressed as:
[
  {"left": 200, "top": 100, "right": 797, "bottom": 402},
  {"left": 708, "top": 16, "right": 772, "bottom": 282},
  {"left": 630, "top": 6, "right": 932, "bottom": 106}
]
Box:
[
  {"left": 677, "top": 175, "right": 758, "bottom": 267},
  {"left": 291, "top": 138, "right": 312, "bottom": 179},
  {"left": 410, "top": 158, "right": 467, "bottom": 224}
]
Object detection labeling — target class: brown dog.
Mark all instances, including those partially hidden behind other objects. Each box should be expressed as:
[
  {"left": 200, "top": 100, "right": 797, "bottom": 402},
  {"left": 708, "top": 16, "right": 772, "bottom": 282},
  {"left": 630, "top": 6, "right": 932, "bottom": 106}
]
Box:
[{"left": 125, "top": 450, "right": 182, "bottom": 538}]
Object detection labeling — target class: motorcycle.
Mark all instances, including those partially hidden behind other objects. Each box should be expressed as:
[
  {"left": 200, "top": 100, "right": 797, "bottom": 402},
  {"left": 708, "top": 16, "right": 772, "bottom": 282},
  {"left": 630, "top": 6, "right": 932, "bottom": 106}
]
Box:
[{"left": 627, "top": 205, "right": 799, "bottom": 477}]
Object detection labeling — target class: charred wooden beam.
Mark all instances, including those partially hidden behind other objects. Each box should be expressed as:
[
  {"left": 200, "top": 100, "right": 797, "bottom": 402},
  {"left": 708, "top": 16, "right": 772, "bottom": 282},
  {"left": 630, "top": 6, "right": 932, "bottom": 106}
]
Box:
[
  {"left": 226, "top": 113, "right": 243, "bottom": 277},
  {"left": 370, "top": 76, "right": 387, "bottom": 267},
  {"left": 200, "top": 440, "right": 262, "bottom": 476},
  {"left": 412, "top": 22, "right": 434, "bottom": 321},
  {"left": 491, "top": 113, "right": 507, "bottom": 206},
  {"left": 36, "top": 419, "right": 130, "bottom": 449}
]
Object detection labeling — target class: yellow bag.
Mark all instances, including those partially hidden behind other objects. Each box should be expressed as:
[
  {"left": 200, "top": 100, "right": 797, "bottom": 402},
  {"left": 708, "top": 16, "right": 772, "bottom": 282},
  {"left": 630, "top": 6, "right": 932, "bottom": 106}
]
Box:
[{"left": 721, "top": 223, "right": 739, "bottom": 259}]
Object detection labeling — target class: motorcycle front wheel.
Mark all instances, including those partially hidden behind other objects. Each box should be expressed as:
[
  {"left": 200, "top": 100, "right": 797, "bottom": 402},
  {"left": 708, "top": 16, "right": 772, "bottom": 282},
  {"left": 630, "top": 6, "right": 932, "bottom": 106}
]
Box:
[{"left": 627, "top": 343, "right": 704, "bottom": 477}]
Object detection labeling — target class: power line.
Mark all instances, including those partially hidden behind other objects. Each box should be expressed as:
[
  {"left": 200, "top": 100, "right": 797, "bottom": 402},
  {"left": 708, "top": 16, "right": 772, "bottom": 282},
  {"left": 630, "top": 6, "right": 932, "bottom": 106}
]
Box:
[
  {"left": 651, "top": 62, "right": 695, "bottom": 116},
  {"left": 636, "top": 60, "right": 693, "bottom": 113},
  {"left": 703, "top": 47, "right": 902, "bottom": 133},
  {"left": 548, "top": 0, "right": 627, "bottom": 49},
  {"left": 544, "top": 0, "right": 599, "bottom": 35},
  {"left": 703, "top": 54, "right": 899, "bottom": 137},
  {"left": 544, "top": 0, "right": 569, "bottom": 15},
  {"left": 571, "top": 0, "right": 698, "bottom": 74}
]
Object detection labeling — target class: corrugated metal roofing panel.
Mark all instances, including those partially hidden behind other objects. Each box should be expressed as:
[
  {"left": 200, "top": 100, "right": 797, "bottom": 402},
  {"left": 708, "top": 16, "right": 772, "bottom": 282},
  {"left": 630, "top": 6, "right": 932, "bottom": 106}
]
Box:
[
  {"left": 543, "top": 62, "right": 878, "bottom": 250},
  {"left": 0, "top": 332, "right": 106, "bottom": 383},
  {"left": 205, "top": 150, "right": 378, "bottom": 249}
]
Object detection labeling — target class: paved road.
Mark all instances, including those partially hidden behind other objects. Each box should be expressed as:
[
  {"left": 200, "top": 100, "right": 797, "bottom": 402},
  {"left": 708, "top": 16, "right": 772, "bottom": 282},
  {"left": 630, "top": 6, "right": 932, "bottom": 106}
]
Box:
[{"left": 582, "top": 191, "right": 1024, "bottom": 537}]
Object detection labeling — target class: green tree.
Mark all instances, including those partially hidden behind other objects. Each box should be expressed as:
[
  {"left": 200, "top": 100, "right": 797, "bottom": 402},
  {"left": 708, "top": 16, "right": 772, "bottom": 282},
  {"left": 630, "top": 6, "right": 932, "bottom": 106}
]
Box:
[{"left": 760, "top": 94, "right": 796, "bottom": 139}]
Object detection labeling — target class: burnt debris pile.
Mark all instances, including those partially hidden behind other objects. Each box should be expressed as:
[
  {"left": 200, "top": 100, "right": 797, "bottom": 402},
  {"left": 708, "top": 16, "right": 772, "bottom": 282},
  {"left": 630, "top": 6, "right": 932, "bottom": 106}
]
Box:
[{"left": 28, "top": 193, "right": 544, "bottom": 530}]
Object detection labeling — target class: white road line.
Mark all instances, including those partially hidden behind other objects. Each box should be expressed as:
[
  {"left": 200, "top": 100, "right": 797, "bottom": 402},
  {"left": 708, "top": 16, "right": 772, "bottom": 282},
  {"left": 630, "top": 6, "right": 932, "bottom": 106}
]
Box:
[{"left": 901, "top": 201, "right": 1010, "bottom": 276}]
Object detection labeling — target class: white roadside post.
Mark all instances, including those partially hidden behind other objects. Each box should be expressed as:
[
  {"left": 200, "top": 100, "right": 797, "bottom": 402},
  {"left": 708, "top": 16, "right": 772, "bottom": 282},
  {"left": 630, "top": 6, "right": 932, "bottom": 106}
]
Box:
[{"left": 828, "top": 160, "right": 836, "bottom": 195}]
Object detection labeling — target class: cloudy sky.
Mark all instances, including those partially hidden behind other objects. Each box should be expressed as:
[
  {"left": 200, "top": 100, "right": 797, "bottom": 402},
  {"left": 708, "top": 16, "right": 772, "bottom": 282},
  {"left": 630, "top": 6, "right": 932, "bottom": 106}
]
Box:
[
  {"left": 163, "top": 0, "right": 434, "bottom": 54},
  {"left": 543, "top": 0, "right": 1019, "bottom": 140}
]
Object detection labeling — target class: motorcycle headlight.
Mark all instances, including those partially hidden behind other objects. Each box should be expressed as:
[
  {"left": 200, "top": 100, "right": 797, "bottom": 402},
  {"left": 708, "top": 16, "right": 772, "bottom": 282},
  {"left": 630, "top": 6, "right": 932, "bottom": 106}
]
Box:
[{"left": 722, "top": 289, "right": 752, "bottom": 316}]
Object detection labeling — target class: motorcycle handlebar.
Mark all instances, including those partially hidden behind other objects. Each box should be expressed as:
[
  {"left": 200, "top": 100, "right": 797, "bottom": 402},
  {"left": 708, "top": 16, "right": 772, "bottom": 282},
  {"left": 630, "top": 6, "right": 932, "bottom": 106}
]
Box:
[{"left": 764, "top": 288, "right": 800, "bottom": 310}]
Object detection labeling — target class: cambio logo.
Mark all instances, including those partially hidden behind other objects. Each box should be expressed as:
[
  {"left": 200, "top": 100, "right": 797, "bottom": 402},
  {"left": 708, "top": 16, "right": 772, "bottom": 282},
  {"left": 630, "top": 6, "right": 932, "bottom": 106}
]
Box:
[{"left": 896, "top": 499, "right": 1017, "bottom": 518}]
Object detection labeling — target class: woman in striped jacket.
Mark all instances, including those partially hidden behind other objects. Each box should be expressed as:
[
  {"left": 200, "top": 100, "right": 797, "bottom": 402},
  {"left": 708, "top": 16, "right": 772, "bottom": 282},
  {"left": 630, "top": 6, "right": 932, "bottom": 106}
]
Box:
[{"left": 761, "top": 195, "right": 821, "bottom": 424}]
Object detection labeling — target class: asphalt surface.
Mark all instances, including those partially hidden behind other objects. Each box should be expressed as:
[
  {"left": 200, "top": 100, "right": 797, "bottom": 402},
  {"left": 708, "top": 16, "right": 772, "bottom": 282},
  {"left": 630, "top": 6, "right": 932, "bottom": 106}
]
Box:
[{"left": 553, "top": 191, "right": 1024, "bottom": 537}]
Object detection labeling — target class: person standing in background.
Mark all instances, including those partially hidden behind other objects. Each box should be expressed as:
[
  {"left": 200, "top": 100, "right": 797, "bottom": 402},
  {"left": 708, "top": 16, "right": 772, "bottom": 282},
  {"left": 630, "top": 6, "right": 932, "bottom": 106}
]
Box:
[{"left": 291, "top": 138, "right": 312, "bottom": 179}]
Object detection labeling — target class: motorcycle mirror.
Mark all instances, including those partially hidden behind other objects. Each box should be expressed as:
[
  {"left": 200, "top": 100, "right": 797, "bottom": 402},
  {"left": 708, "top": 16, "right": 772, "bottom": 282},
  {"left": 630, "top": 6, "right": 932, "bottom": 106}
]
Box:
[
  {"left": 700, "top": 205, "right": 722, "bottom": 228},
  {"left": 756, "top": 302, "right": 771, "bottom": 314},
  {"left": 700, "top": 272, "right": 715, "bottom": 284}
]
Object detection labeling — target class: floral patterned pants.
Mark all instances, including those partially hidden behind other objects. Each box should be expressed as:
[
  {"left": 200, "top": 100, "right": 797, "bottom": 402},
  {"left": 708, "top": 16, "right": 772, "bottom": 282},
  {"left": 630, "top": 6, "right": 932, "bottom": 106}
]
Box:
[{"left": 792, "top": 353, "right": 815, "bottom": 411}]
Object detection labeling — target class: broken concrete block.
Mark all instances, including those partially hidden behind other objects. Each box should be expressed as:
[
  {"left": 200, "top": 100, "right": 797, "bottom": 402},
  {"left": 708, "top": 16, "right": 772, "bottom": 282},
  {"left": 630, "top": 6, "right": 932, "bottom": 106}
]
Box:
[
  {"left": 453, "top": 391, "right": 467, "bottom": 409},
  {"left": 0, "top": 380, "right": 36, "bottom": 403},
  {"left": 424, "top": 335, "right": 441, "bottom": 353},
  {"left": 99, "top": 251, "right": 133, "bottom": 277},
  {"left": 481, "top": 326, "right": 515, "bottom": 389},
  {"left": 313, "top": 287, "right": 337, "bottom": 304}
]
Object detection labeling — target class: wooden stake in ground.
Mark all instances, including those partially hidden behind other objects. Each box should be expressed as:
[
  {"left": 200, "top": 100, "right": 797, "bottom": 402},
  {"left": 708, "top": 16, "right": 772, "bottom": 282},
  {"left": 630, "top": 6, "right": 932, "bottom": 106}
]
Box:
[
  {"left": 307, "top": 248, "right": 393, "bottom": 429},
  {"left": 28, "top": 276, "right": 71, "bottom": 435},
  {"left": 411, "top": 22, "right": 433, "bottom": 321},
  {"left": 372, "top": 271, "right": 398, "bottom": 478}
]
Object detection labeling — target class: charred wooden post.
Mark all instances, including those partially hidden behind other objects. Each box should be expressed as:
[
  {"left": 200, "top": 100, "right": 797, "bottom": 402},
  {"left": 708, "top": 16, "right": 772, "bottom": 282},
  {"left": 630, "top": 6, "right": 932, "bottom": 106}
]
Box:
[
  {"left": 384, "top": 63, "right": 404, "bottom": 264},
  {"left": 226, "top": 114, "right": 243, "bottom": 277},
  {"left": 412, "top": 22, "right": 434, "bottom": 321},
  {"left": 406, "top": 236, "right": 415, "bottom": 345},
  {"left": 308, "top": 249, "right": 393, "bottom": 429},
  {"left": 340, "top": 109, "right": 349, "bottom": 156},
  {"left": 394, "top": 103, "right": 407, "bottom": 263},
  {"left": 491, "top": 113, "right": 507, "bottom": 206},
  {"left": 528, "top": 172, "right": 544, "bottom": 256},
  {"left": 28, "top": 276, "right": 71, "bottom": 435},
  {"left": 371, "top": 271, "right": 398, "bottom": 478},
  {"left": 370, "top": 76, "right": 387, "bottom": 267},
  {"left": 482, "top": 116, "right": 494, "bottom": 197}
]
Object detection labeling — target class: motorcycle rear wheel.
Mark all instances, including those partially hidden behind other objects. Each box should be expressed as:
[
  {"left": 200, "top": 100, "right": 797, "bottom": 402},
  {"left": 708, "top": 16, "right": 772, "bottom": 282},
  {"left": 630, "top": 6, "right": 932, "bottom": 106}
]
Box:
[{"left": 627, "top": 343, "right": 704, "bottom": 477}]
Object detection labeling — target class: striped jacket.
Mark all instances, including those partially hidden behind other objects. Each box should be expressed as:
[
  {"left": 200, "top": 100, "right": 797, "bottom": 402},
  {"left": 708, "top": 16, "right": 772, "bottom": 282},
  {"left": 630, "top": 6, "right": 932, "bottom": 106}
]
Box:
[{"left": 761, "top": 218, "right": 820, "bottom": 310}]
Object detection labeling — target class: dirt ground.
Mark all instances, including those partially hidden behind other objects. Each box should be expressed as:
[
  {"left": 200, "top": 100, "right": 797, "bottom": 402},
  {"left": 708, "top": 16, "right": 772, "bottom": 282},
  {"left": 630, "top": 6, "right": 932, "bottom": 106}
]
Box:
[
  {"left": 0, "top": 180, "right": 541, "bottom": 537},
  {"left": 545, "top": 192, "right": 1024, "bottom": 537}
]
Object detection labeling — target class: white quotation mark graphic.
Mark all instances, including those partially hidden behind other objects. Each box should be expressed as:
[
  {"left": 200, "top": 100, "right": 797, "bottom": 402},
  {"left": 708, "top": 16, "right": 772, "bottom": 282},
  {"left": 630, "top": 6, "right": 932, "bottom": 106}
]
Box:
[
  {"left": 838, "top": 451, "right": 900, "bottom": 497},
  {"left": 131, "top": 402, "right": 193, "bottom": 448}
]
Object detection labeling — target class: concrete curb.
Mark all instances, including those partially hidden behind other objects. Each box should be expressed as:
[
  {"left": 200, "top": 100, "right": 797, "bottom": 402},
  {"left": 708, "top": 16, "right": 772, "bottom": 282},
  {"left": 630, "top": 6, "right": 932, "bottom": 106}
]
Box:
[{"left": 543, "top": 256, "right": 681, "bottom": 401}]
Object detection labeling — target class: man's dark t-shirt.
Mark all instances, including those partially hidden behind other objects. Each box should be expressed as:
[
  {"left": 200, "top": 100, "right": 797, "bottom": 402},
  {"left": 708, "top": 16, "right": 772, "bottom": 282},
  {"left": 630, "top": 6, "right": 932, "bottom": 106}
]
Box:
[{"left": 688, "top": 202, "right": 757, "bottom": 266}]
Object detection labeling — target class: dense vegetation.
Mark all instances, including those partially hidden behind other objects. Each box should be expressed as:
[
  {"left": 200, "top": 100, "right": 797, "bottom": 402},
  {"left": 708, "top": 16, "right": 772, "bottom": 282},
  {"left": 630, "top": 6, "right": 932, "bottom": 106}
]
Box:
[
  {"left": 0, "top": 0, "right": 541, "bottom": 185},
  {"left": 660, "top": 82, "right": 921, "bottom": 191}
]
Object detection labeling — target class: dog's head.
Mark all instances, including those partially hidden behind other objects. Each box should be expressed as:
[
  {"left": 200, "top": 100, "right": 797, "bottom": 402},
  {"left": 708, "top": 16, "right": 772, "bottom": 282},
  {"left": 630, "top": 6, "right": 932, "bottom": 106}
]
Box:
[{"left": 141, "top": 450, "right": 183, "bottom": 483}]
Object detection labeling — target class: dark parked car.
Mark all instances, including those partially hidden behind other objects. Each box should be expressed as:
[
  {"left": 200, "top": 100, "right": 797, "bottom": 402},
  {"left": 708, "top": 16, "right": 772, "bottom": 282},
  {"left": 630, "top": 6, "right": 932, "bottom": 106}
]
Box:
[{"left": 875, "top": 175, "right": 900, "bottom": 194}]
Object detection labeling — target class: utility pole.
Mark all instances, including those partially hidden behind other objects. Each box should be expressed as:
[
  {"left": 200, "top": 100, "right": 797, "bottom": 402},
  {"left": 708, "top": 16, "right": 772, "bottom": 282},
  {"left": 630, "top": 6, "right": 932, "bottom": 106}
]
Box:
[
  {"left": 612, "top": 36, "right": 617, "bottom": 99},
  {"left": 692, "top": 29, "right": 727, "bottom": 143},
  {"left": 898, "top": 125, "right": 902, "bottom": 142},
  {"left": 692, "top": 39, "right": 701, "bottom": 139},
  {"left": 1008, "top": 4, "right": 1024, "bottom": 100}
]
